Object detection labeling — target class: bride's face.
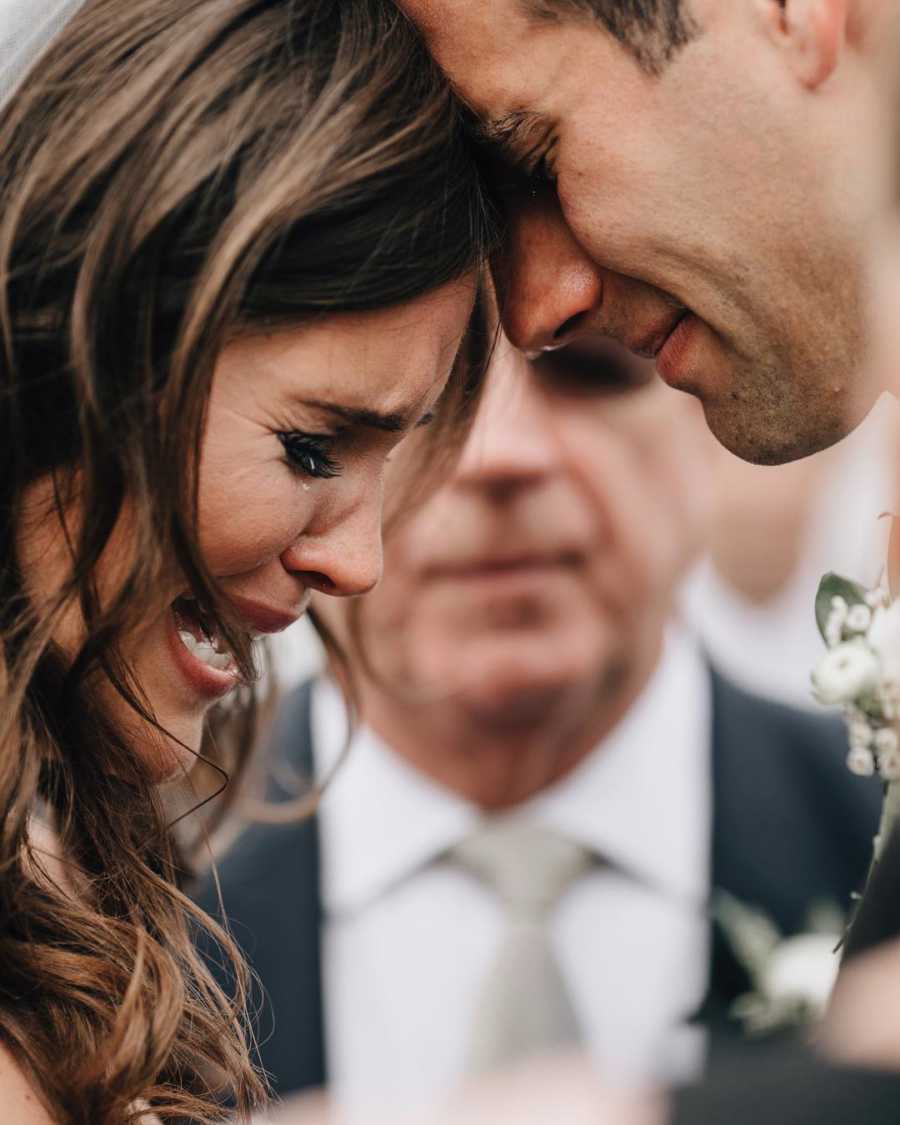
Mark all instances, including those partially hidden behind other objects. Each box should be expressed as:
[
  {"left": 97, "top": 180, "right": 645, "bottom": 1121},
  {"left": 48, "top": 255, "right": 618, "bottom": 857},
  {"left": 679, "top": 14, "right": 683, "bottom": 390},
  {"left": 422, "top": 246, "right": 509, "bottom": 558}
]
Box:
[{"left": 18, "top": 279, "right": 475, "bottom": 777}]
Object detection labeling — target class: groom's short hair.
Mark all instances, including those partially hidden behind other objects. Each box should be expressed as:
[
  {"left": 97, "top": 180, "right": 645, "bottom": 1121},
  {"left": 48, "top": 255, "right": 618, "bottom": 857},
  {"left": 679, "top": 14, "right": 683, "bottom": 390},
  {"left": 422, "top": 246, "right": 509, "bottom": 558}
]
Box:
[{"left": 521, "top": 0, "right": 699, "bottom": 73}]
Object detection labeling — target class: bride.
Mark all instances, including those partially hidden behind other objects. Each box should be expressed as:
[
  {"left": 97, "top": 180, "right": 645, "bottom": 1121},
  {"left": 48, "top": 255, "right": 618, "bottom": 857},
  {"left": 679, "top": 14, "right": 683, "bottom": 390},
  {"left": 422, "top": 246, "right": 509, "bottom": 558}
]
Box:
[{"left": 0, "top": 0, "right": 492, "bottom": 1120}]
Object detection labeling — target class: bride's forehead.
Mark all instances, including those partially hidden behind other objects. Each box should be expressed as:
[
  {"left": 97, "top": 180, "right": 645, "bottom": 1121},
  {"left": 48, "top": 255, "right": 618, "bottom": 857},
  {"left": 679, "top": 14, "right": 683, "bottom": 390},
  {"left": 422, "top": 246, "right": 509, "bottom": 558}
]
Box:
[{"left": 213, "top": 297, "right": 470, "bottom": 408}]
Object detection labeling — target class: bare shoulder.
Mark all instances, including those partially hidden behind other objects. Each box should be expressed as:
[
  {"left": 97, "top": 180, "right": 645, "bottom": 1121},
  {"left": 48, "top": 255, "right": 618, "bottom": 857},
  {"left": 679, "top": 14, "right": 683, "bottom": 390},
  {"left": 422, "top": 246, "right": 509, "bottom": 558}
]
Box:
[
  {"left": 0, "top": 1038, "right": 162, "bottom": 1125},
  {"left": 0, "top": 1044, "right": 56, "bottom": 1123}
]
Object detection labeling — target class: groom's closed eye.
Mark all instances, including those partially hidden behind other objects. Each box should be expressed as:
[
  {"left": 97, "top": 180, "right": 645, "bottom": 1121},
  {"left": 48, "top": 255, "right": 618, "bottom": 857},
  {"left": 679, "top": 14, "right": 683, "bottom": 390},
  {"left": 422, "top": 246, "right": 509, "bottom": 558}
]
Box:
[
  {"left": 473, "top": 109, "right": 559, "bottom": 179},
  {"left": 530, "top": 340, "right": 655, "bottom": 397}
]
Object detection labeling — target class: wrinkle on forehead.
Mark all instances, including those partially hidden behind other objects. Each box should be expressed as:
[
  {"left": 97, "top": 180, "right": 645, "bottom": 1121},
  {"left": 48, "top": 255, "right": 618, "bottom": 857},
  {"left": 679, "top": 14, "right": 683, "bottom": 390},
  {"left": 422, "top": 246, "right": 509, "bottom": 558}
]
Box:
[
  {"left": 400, "top": 0, "right": 542, "bottom": 107},
  {"left": 399, "top": 0, "right": 558, "bottom": 115}
]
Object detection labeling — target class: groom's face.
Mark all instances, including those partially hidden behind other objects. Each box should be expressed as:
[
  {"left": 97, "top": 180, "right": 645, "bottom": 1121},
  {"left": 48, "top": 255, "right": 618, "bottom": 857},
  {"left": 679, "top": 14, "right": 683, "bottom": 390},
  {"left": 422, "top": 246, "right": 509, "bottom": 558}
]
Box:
[{"left": 400, "top": 0, "right": 894, "bottom": 464}]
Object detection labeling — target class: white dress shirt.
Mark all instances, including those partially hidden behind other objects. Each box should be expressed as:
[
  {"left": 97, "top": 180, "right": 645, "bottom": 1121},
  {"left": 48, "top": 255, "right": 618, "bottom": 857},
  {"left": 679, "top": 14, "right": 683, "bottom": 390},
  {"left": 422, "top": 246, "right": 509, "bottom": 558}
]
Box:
[{"left": 313, "top": 627, "right": 712, "bottom": 1111}]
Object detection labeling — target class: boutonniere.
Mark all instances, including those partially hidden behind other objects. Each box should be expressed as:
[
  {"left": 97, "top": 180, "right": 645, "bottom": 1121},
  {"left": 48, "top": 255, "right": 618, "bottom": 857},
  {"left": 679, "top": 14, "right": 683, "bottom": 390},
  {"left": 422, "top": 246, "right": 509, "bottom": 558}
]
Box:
[
  {"left": 811, "top": 572, "right": 900, "bottom": 857},
  {"left": 715, "top": 893, "right": 843, "bottom": 1036}
]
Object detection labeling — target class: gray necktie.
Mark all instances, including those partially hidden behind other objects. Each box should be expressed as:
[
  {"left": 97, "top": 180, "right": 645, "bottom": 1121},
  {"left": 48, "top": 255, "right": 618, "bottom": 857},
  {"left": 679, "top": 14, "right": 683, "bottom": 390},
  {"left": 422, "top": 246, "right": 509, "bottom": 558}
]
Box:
[{"left": 450, "top": 818, "right": 592, "bottom": 1075}]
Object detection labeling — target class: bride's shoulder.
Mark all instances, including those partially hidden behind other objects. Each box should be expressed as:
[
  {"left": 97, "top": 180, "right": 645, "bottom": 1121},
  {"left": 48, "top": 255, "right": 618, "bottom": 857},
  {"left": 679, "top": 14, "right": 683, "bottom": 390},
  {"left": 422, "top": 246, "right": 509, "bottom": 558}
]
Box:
[
  {"left": 0, "top": 1044, "right": 56, "bottom": 1124},
  {"left": 0, "top": 1044, "right": 163, "bottom": 1125}
]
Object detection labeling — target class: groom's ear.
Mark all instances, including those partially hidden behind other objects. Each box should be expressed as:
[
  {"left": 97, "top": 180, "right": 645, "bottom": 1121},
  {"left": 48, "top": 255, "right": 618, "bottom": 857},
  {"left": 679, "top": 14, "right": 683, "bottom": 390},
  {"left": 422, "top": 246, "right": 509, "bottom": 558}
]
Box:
[{"left": 756, "top": 0, "right": 850, "bottom": 89}]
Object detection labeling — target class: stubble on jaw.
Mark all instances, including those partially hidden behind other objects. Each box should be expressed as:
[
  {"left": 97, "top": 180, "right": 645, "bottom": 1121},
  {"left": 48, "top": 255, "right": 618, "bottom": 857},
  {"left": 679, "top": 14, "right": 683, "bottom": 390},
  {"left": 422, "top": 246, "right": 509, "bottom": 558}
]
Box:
[
  {"left": 700, "top": 348, "right": 866, "bottom": 467},
  {"left": 700, "top": 263, "right": 872, "bottom": 466}
]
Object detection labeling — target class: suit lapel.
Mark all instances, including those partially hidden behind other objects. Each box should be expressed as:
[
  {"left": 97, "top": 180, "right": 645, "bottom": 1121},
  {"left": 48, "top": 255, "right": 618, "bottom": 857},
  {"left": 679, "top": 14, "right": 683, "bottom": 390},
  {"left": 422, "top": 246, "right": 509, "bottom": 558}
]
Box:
[
  {"left": 703, "top": 666, "right": 883, "bottom": 1042},
  {"left": 842, "top": 824, "right": 900, "bottom": 963},
  {"left": 196, "top": 680, "right": 328, "bottom": 1097},
  {"left": 258, "top": 679, "right": 327, "bottom": 1095},
  {"left": 695, "top": 667, "right": 755, "bottom": 1045}
]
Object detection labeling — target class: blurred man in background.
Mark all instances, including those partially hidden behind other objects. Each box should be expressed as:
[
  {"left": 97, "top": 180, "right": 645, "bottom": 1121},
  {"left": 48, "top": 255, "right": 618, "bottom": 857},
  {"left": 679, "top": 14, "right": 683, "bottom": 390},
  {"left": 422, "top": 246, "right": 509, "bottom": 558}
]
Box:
[{"left": 199, "top": 328, "right": 879, "bottom": 1112}]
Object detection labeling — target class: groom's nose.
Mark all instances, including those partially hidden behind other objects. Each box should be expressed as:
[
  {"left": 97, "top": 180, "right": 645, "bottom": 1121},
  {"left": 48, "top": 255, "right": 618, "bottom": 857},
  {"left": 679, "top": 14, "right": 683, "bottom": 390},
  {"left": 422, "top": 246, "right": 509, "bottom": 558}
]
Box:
[{"left": 494, "top": 191, "right": 605, "bottom": 352}]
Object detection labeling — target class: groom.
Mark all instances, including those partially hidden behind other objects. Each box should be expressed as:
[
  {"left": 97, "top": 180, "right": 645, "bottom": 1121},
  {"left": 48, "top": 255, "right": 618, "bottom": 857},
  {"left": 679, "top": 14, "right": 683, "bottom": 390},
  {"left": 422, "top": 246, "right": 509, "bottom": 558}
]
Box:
[
  {"left": 398, "top": 0, "right": 900, "bottom": 467},
  {"left": 389, "top": 2, "right": 900, "bottom": 1123}
]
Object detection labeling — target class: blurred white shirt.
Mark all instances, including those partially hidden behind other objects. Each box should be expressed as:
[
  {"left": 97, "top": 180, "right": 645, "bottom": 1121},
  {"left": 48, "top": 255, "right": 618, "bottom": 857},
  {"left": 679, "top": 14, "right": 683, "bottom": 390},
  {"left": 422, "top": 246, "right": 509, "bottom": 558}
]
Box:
[
  {"left": 682, "top": 394, "right": 898, "bottom": 708},
  {"left": 313, "top": 627, "right": 712, "bottom": 1113}
]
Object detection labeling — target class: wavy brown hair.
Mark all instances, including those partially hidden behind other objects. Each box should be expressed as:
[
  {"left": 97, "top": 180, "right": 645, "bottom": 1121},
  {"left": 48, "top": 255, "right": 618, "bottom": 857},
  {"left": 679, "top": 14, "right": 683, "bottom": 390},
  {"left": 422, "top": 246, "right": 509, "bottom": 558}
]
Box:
[{"left": 0, "top": 0, "right": 494, "bottom": 1121}]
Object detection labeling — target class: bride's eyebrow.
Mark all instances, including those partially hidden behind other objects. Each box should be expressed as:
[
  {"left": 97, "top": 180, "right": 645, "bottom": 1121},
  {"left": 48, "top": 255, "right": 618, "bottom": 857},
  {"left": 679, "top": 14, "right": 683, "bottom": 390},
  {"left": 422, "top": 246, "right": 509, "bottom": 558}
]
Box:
[{"left": 299, "top": 399, "right": 412, "bottom": 433}]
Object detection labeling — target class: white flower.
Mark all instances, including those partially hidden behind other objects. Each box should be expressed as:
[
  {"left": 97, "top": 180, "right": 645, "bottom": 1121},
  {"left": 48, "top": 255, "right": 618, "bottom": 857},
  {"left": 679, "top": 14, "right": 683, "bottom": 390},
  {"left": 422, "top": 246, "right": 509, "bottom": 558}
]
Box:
[
  {"left": 758, "top": 934, "right": 840, "bottom": 1020},
  {"left": 848, "top": 720, "right": 874, "bottom": 749},
  {"left": 876, "top": 729, "right": 900, "bottom": 779},
  {"left": 869, "top": 602, "right": 900, "bottom": 682},
  {"left": 874, "top": 587, "right": 892, "bottom": 610},
  {"left": 846, "top": 604, "right": 873, "bottom": 633},
  {"left": 846, "top": 703, "right": 869, "bottom": 726},
  {"left": 881, "top": 686, "right": 900, "bottom": 721},
  {"left": 847, "top": 746, "right": 876, "bottom": 776},
  {"left": 812, "top": 641, "right": 881, "bottom": 705},
  {"left": 825, "top": 598, "right": 849, "bottom": 647},
  {"left": 878, "top": 748, "right": 900, "bottom": 781}
]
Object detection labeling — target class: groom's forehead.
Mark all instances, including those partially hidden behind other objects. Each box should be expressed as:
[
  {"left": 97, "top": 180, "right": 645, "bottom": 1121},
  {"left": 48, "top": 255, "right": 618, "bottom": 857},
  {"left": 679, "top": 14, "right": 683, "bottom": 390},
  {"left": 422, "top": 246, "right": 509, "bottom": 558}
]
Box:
[
  {"left": 400, "top": 0, "right": 532, "bottom": 74},
  {"left": 398, "top": 0, "right": 582, "bottom": 124},
  {"left": 396, "top": 0, "right": 597, "bottom": 80}
]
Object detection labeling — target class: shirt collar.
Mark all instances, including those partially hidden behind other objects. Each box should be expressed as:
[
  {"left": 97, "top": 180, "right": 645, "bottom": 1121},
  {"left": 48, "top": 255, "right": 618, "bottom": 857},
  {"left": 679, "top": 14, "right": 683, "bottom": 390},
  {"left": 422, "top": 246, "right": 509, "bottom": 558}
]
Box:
[
  {"left": 528, "top": 626, "right": 712, "bottom": 906},
  {"left": 313, "top": 627, "right": 711, "bottom": 917},
  {"left": 313, "top": 678, "right": 479, "bottom": 915}
]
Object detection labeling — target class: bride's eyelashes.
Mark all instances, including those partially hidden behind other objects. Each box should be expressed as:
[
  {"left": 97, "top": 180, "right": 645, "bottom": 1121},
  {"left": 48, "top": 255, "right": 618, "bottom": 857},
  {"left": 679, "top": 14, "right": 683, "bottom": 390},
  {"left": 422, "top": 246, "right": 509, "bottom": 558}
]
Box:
[
  {"left": 276, "top": 407, "right": 436, "bottom": 482},
  {"left": 278, "top": 431, "right": 342, "bottom": 480}
]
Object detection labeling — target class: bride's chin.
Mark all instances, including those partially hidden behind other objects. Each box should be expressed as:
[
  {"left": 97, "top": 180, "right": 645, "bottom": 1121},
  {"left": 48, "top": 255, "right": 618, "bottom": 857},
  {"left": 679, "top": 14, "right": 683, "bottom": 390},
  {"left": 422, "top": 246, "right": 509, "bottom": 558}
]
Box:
[
  {"left": 97, "top": 675, "right": 206, "bottom": 783},
  {"left": 112, "top": 712, "right": 205, "bottom": 784},
  {"left": 143, "top": 724, "right": 205, "bottom": 783}
]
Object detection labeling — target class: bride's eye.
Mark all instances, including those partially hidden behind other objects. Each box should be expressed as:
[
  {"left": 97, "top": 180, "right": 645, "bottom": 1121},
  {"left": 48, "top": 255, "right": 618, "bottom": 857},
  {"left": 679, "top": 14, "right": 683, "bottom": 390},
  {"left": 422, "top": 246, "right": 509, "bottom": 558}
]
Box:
[{"left": 278, "top": 432, "right": 342, "bottom": 480}]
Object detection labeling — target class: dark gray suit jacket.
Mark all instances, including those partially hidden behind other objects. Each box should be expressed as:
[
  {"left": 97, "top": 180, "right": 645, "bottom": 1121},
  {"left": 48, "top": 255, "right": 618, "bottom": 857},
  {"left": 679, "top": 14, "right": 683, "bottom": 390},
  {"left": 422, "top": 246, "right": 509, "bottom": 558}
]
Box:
[
  {"left": 195, "top": 669, "right": 881, "bottom": 1100},
  {"left": 671, "top": 780, "right": 900, "bottom": 1125}
]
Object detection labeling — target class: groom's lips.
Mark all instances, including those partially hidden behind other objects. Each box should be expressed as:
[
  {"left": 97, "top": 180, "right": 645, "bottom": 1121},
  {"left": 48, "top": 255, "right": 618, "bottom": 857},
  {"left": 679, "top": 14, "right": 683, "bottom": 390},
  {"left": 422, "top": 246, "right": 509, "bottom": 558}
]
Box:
[
  {"left": 656, "top": 311, "right": 698, "bottom": 386},
  {"left": 565, "top": 304, "right": 700, "bottom": 388},
  {"left": 623, "top": 306, "right": 689, "bottom": 362}
]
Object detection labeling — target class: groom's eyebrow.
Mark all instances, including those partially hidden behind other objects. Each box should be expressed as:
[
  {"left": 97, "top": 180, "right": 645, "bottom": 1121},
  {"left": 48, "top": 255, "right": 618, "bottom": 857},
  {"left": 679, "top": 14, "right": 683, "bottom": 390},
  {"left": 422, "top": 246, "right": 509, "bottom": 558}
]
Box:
[{"left": 520, "top": 0, "right": 595, "bottom": 23}]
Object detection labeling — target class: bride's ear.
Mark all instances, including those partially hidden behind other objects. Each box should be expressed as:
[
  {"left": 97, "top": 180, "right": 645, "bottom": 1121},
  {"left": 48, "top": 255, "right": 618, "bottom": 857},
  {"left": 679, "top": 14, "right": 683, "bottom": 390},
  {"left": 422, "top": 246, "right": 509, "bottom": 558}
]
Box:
[{"left": 755, "top": 0, "right": 849, "bottom": 89}]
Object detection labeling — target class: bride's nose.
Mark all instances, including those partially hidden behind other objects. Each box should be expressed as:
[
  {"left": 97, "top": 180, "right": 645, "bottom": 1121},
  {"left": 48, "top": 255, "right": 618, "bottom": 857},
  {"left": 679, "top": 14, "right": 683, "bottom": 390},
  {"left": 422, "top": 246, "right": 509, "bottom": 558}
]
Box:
[{"left": 280, "top": 490, "right": 384, "bottom": 598}]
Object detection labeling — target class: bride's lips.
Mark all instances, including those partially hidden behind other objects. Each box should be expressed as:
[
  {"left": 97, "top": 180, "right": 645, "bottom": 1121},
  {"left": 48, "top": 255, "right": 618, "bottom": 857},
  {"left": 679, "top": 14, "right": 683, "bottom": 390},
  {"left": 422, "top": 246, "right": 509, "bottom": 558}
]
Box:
[
  {"left": 165, "top": 608, "right": 239, "bottom": 701},
  {"left": 226, "top": 593, "right": 305, "bottom": 635},
  {"left": 165, "top": 593, "right": 306, "bottom": 703},
  {"left": 655, "top": 311, "right": 698, "bottom": 386}
]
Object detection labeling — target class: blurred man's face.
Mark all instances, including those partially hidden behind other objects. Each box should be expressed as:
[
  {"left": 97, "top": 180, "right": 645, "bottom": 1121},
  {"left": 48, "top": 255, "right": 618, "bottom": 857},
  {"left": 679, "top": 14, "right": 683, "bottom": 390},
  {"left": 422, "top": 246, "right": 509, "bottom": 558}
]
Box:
[
  {"left": 319, "top": 333, "right": 711, "bottom": 725},
  {"left": 399, "top": 0, "right": 895, "bottom": 465}
]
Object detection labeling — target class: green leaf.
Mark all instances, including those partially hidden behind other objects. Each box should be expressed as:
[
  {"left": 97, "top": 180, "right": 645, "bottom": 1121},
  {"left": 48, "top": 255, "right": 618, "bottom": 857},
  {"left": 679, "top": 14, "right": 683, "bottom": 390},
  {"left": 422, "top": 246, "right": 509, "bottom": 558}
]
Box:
[{"left": 815, "top": 572, "right": 868, "bottom": 645}]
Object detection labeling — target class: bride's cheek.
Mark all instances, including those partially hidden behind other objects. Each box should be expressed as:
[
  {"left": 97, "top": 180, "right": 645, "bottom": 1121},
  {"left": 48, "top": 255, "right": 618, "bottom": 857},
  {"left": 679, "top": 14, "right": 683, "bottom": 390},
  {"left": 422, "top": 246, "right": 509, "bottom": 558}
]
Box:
[{"left": 198, "top": 465, "right": 312, "bottom": 573}]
